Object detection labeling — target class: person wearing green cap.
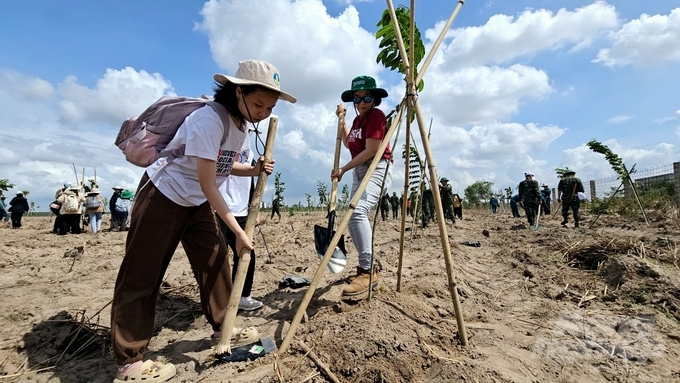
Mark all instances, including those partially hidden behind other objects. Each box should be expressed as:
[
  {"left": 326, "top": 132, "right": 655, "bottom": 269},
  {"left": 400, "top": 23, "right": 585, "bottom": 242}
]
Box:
[
  {"left": 390, "top": 191, "right": 400, "bottom": 219},
  {"left": 439, "top": 178, "right": 455, "bottom": 223},
  {"left": 112, "top": 190, "right": 133, "bottom": 232},
  {"left": 332, "top": 75, "right": 392, "bottom": 296},
  {"left": 557, "top": 170, "right": 584, "bottom": 228}
]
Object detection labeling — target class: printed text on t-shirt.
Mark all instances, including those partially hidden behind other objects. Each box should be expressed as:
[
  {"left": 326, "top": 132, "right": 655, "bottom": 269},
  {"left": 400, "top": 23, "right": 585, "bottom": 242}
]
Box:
[
  {"left": 217, "top": 149, "right": 237, "bottom": 175},
  {"left": 348, "top": 128, "right": 362, "bottom": 141}
]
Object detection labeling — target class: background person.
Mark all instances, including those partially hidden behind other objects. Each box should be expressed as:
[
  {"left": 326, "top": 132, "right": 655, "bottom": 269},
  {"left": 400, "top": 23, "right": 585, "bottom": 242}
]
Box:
[
  {"left": 490, "top": 196, "right": 499, "bottom": 214},
  {"left": 109, "top": 186, "right": 124, "bottom": 230},
  {"left": 332, "top": 75, "right": 392, "bottom": 296},
  {"left": 8, "top": 192, "right": 29, "bottom": 229},
  {"left": 540, "top": 183, "right": 551, "bottom": 215},
  {"left": 0, "top": 195, "right": 8, "bottom": 223},
  {"left": 558, "top": 170, "right": 585, "bottom": 228},
  {"left": 85, "top": 188, "right": 105, "bottom": 234},
  {"left": 452, "top": 193, "right": 463, "bottom": 220},
  {"left": 56, "top": 187, "right": 85, "bottom": 234},
  {"left": 217, "top": 142, "right": 263, "bottom": 312},
  {"left": 518, "top": 172, "right": 540, "bottom": 227}
]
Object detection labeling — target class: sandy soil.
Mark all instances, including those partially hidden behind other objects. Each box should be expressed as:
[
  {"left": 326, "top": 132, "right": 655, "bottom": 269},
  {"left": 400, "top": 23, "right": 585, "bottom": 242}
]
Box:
[{"left": 1, "top": 206, "right": 680, "bottom": 383}]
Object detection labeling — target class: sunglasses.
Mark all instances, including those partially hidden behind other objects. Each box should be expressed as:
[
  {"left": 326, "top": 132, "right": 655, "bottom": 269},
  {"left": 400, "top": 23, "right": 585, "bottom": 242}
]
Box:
[{"left": 353, "top": 95, "right": 373, "bottom": 104}]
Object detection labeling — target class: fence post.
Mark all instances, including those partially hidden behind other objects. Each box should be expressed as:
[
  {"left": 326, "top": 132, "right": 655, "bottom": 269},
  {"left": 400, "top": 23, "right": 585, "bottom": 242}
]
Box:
[
  {"left": 674, "top": 162, "right": 680, "bottom": 207},
  {"left": 589, "top": 180, "right": 596, "bottom": 201}
]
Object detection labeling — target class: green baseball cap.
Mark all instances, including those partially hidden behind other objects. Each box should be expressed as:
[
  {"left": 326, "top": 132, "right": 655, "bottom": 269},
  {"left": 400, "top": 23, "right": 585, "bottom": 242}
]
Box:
[
  {"left": 441, "top": 177, "right": 449, "bottom": 182},
  {"left": 341, "top": 75, "right": 388, "bottom": 102}
]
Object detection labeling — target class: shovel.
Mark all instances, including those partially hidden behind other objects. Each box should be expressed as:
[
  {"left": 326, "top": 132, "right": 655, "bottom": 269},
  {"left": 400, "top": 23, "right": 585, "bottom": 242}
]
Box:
[
  {"left": 313, "top": 111, "right": 347, "bottom": 273},
  {"left": 214, "top": 117, "right": 278, "bottom": 357}
]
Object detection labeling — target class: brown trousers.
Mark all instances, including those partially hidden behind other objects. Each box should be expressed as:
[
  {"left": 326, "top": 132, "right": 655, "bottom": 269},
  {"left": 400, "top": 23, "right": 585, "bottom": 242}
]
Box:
[{"left": 110, "top": 174, "right": 232, "bottom": 365}]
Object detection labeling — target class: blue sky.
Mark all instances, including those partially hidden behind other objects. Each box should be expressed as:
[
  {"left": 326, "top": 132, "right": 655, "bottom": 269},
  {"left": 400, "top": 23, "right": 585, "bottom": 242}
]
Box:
[{"left": 1, "top": 0, "right": 679, "bottom": 210}]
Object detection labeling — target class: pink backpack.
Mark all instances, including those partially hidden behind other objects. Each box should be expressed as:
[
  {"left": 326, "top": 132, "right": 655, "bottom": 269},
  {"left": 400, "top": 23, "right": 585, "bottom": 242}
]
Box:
[{"left": 115, "top": 96, "right": 230, "bottom": 167}]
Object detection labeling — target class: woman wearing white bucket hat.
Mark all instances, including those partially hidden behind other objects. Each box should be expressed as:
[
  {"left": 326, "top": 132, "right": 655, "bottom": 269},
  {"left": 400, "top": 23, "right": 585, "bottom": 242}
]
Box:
[{"left": 110, "top": 60, "right": 295, "bottom": 383}]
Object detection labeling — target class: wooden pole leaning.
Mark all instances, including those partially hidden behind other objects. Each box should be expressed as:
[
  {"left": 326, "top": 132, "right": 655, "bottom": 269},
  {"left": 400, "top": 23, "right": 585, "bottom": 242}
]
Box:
[
  {"left": 386, "top": 0, "right": 468, "bottom": 346},
  {"left": 278, "top": 101, "right": 407, "bottom": 355},
  {"left": 623, "top": 163, "right": 649, "bottom": 225},
  {"left": 330, "top": 111, "right": 346, "bottom": 212},
  {"left": 215, "top": 117, "right": 278, "bottom": 355},
  {"left": 397, "top": 108, "right": 412, "bottom": 292},
  {"left": 415, "top": 0, "right": 465, "bottom": 86},
  {"left": 413, "top": 98, "right": 468, "bottom": 346}
]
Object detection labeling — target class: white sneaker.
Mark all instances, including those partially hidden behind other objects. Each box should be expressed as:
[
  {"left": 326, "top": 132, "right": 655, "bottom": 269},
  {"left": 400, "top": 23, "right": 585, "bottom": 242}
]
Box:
[{"left": 238, "top": 296, "right": 263, "bottom": 311}]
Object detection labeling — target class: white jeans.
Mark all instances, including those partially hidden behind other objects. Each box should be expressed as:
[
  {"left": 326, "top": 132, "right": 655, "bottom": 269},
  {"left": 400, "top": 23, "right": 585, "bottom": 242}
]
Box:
[
  {"left": 348, "top": 159, "right": 392, "bottom": 270},
  {"left": 89, "top": 212, "right": 102, "bottom": 233}
]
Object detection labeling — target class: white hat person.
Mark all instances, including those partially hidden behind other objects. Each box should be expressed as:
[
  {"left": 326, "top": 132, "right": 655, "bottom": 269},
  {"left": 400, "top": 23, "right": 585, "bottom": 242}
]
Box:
[{"left": 214, "top": 60, "right": 297, "bottom": 104}]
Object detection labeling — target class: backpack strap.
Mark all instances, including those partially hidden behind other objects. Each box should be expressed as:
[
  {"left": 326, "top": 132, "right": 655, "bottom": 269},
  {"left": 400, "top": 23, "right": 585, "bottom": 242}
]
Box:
[{"left": 206, "top": 101, "right": 231, "bottom": 145}]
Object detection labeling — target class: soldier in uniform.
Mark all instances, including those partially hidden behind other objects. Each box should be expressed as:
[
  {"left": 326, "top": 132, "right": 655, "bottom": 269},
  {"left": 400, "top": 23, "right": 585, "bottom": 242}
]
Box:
[
  {"left": 557, "top": 170, "right": 584, "bottom": 228},
  {"left": 390, "top": 192, "right": 400, "bottom": 219},
  {"left": 421, "top": 187, "right": 434, "bottom": 228},
  {"left": 380, "top": 194, "right": 390, "bottom": 221},
  {"left": 439, "top": 178, "right": 455, "bottom": 223},
  {"left": 518, "top": 172, "right": 540, "bottom": 226},
  {"left": 408, "top": 188, "right": 419, "bottom": 218}
]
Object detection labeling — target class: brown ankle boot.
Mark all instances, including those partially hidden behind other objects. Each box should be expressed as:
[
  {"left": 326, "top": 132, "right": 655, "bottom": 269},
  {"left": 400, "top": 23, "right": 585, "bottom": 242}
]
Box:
[
  {"left": 345, "top": 266, "right": 363, "bottom": 284},
  {"left": 342, "top": 268, "right": 379, "bottom": 296}
]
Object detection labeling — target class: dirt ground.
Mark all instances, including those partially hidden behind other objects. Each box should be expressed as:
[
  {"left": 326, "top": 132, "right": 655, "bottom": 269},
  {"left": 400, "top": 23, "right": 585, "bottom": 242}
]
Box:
[{"left": 1, "top": 205, "right": 680, "bottom": 383}]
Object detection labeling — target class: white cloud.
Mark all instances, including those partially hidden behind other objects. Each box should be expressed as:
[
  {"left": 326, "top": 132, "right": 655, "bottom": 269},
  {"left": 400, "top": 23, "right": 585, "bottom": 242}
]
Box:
[
  {"left": 606, "top": 115, "right": 633, "bottom": 124},
  {"left": 197, "top": 0, "right": 381, "bottom": 104},
  {"left": 423, "top": 64, "right": 553, "bottom": 125},
  {"left": 57, "top": 67, "right": 174, "bottom": 126},
  {"left": 433, "top": 1, "right": 619, "bottom": 67},
  {"left": 595, "top": 8, "right": 680, "bottom": 67},
  {"left": 0, "top": 70, "right": 55, "bottom": 100}
]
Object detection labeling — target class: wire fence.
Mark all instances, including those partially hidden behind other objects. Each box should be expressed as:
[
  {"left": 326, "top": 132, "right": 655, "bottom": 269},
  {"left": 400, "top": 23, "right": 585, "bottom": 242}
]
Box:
[{"left": 588, "top": 162, "right": 677, "bottom": 200}]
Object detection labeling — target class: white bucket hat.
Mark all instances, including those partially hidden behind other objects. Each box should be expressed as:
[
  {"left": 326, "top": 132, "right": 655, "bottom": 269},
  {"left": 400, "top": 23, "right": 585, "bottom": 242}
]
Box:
[
  {"left": 214, "top": 60, "right": 297, "bottom": 104},
  {"left": 524, "top": 171, "right": 534, "bottom": 177}
]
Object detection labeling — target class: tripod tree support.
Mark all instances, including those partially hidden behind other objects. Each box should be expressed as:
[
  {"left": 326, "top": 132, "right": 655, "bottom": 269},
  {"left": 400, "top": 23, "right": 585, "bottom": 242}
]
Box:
[
  {"left": 215, "top": 117, "right": 278, "bottom": 355},
  {"left": 388, "top": 0, "right": 468, "bottom": 346}
]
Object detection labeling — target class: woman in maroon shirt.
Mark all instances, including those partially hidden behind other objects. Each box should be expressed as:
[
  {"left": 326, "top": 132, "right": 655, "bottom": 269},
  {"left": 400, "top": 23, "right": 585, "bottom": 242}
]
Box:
[{"left": 332, "top": 75, "right": 392, "bottom": 296}]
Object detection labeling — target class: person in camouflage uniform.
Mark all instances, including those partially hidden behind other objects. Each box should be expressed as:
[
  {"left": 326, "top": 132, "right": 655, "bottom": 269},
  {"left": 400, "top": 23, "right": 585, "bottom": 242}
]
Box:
[
  {"left": 421, "top": 187, "right": 434, "bottom": 228},
  {"left": 518, "top": 172, "right": 541, "bottom": 226},
  {"left": 390, "top": 192, "right": 400, "bottom": 219},
  {"left": 380, "top": 194, "right": 390, "bottom": 221},
  {"left": 557, "top": 170, "right": 584, "bottom": 228},
  {"left": 408, "top": 188, "right": 419, "bottom": 218},
  {"left": 439, "top": 178, "right": 455, "bottom": 223}
]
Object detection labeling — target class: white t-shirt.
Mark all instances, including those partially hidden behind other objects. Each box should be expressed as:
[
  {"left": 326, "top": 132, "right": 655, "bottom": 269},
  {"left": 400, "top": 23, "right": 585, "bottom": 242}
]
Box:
[
  {"left": 146, "top": 106, "right": 247, "bottom": 207},
  {"left": 218, "top": 139, "right": 253, "bottom": 217}
]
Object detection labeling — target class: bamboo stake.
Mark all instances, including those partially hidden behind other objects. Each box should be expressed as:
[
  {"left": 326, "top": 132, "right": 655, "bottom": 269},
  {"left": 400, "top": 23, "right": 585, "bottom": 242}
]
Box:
[
  {"left": 397, "top": 108, "right": 411, "bottom": 292},
  {"left": 415, "top": 0, "right": 465, "bottom": 86},
  {"left": 413, "top": 98, "right": 467, "bottom": 346},
  {"left": 72, "top": 163, "right": 79, "bottom": 185},
  {"left": 215, "top": 117, "right": 278, "bottom": 355},
  {"left": 278, "top": 100, "right": 406, "bottom": 354},
  {"left": 330, "top": 111, "right": 346, "bottom": 212},
  {"left": 386, "top": 0, "right": 411, "bottom": 80},
  {"left": 623, "top": 163, "right": 649, "bottom": 225}
]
